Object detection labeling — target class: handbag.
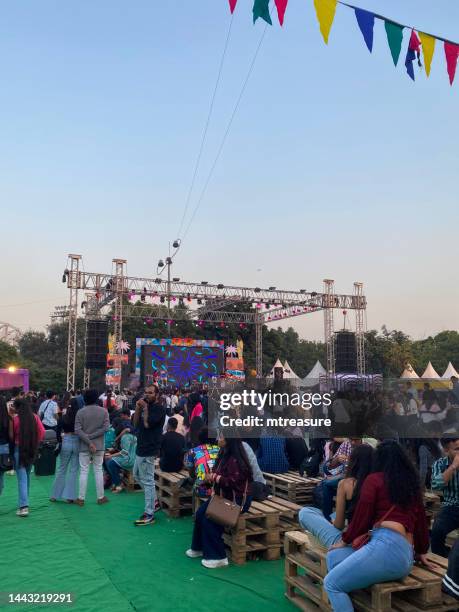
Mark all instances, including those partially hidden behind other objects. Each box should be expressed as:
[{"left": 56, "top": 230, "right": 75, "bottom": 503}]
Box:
[
  {"left": 0, "top": 453, "right": 14, "bottom": 472},
  {"left": 351, "top": 505, "right": 396, "bottom": 550},
  {"left": 205, "top": 480, "right": 248, "bottom": 528}
]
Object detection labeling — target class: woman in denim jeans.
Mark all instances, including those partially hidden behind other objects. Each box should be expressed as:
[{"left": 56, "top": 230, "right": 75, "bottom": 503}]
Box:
[
  {"left": 50, "top": 399, "right": 81, "bottom": 503},
  {"left": 323, "top": 441, "right": 434, "bottom": 612},
  {"left": 0, "top": 398, "right": 12, "bottom": 497},
  {"left": 10, "top": 399, "right": 45, "bottom": 516}
]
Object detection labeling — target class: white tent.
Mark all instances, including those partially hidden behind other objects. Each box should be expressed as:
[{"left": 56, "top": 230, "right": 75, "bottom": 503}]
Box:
[
  {"left": 400, "top": 363, "right": 419, "bottom": 379},
  {"left": 421, "top": 362, "right": 440, "bottom": 379},
  {"left": 304, "top": 360, "right": 327, "bottom": 380},
  {"left": 443, "top": 362, "right": 459, "bottom": 379},
  {"left": 267, "top": 358, "right": 284, "bottom": 377},
  {"left": 282, "top": 360, "right": 300, "bottom": 380}
]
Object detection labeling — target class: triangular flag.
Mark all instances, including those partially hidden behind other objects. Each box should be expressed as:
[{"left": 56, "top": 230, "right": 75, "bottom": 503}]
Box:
[
  {"left": 385, "top": 21, "right": 404, "bottom": 66},
  {"left": 405, "top": 30, "right": 421, "bottom": 81},
  {"left": 355, "top": 8, "right": 375, "bottom": 52},
  {"left": 419, "top": 32, "right": 435, "bottom": 77},
  {"left": 275, "top": 0, "right": 289, "bottom": 26},
  {"left": 253, "top": 0, "right": 272, "bottom": 25},
  {"left": 444, "top": 42, "right": 459, "bottom": 85},
  {"left": 313, "top": 0, "right": 337, "bottom": 45},
  {"left": 229, "top": 0, "right": 238, "bottom": 14}
]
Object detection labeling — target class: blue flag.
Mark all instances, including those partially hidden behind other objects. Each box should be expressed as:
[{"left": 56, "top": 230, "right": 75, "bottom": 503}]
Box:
[{"left": 355, "top": 8, "right": 375, "bottom": 53}]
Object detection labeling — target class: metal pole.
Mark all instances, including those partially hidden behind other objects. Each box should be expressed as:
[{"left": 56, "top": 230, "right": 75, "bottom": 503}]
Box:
[
  {"left": 66, "top": 254, "right": 82, "bottom": 391},
  {"left": 323, "top": 279, "right": 336, "bottom": 382},
  {"left": 166, "top": 257, "right": 172, "bottom": 336},
  {"left": 255, "top": 313, "right": 263, "bottom": 378}
]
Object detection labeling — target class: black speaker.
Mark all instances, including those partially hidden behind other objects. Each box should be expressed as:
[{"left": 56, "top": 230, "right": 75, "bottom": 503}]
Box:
[
  {"left": 85, "top": 319, "right": 109, "bottom": 369},
  {"left": 335, "top": 331, "right": 357, "bottom": 373}
]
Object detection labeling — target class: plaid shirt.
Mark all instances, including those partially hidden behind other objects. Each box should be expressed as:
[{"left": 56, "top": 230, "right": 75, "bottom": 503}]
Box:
[
  {"left": 432, "top": 456, "right": 459, "bottom": 506},
  {"left": 257, "top": 437, "right": 290, "bottom": 474},
  {"left": 327, "top": 440, "right": 353, "bottom": 476}
]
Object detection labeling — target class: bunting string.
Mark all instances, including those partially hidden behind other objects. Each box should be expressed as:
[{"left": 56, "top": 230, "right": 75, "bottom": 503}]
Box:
[{"left": 232, "top": 0, "right": 459, "bottom": 85}]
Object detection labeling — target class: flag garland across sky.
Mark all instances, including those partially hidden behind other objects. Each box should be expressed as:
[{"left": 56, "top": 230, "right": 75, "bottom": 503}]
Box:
[{"left": 228, "top": 0, "right": 459, "bottom": 85}]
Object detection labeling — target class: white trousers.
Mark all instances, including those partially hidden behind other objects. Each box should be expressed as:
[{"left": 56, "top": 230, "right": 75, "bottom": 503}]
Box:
[{"left": 78, "top": 451, "right": 104, "bottom": 500}]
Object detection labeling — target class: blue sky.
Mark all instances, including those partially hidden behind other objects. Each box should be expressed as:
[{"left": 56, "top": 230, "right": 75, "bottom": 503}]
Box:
[{"left": 1, "top": 0, "right": 458, "bottom": 341}]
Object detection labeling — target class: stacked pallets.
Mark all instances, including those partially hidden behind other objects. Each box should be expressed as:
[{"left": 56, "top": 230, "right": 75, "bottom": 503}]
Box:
[
  {"left": 424, "top": 491, "right": 442, "bottom": 522},
  {"left": 263, "top": 471, "right": 322, "bottom": 505},
  {"left": 284, "top": 531, "right": 459, "bottom": 612},
  {"left": 154, "top": 468, "right": 193, "bottom": 518}
]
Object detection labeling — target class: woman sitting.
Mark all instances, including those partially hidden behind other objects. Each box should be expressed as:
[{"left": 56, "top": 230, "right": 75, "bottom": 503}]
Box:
[
  {"left": 186, "top": 433, "right": 252, "bottom": 568},
  {"left": 105, "top": 427, "right": 137, "bottom": 493},
  {"left": 299, "top": 444, "right": 373, "bottom": 548},
  {"left": 323, "top": 440, "right": 433, "bottom": 612}
]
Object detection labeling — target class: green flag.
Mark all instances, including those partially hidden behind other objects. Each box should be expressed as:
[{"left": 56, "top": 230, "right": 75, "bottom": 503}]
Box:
[
  {"left": 385, "top": 21, "right": 404, "bottom": 66},
  {"left": 253, "top": 0, "right": 272, "bottom": 25}
]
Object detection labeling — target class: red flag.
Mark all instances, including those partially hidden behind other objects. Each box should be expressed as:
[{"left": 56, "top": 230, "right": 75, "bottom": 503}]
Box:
[
  {"left": 444, "top": 42, "right": 459, "bottom": 85},
  {"left": 275, "top": 0, "right": 289, "bottom": 26},
  {"left": 228, "top": 0, "right": 237, "bottom": 13}
]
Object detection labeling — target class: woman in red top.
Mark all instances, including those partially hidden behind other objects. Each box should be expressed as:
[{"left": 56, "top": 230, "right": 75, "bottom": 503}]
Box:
[
  {"left": 323, "top": 440, "right": 433, "bottom": 611},
  {"left": 9, "top": 399, "right": 45, "bottom": 517},
  {"left": 186, "top": 432, "right": 252, "bottom": 568}
]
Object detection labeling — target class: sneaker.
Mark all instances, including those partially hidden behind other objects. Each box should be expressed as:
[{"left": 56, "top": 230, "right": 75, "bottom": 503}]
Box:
[
  {"left": 97, "top": 496, "right": 109, "bottom": 505},
  {"left": 201, "top": 558, "right": 228, "bottom": 569},
  {"left": 75, "top": 498, "right": 85, "bottom": 506},
  {"left": 154, "top": 499, "right": 161, "bottom": 512},
  {"left": 186, "top": 549, "right": 203, "bottom": 558},
  {"left": 134, "top": 513, "right": 155, "bottom": 526},
  {"left": 16, "top": 507, "right": 29, "bottom": 517},
  {"left": 112, "top": 486, "right": 124, "bottom": 494}
]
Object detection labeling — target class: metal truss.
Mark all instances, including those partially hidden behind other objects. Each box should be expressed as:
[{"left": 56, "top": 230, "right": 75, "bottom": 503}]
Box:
[
  {"left": 323, "top": 279, "right": 336, "bottom": 378},
  {"left": 66, "top": 255, "right": 81, "bottom": 391},
  {"left": 354, "top": 282, "right": 366, "bottom": 376},
  {"left": 0, "top": 321, "right": 22, "bottom": 347}
]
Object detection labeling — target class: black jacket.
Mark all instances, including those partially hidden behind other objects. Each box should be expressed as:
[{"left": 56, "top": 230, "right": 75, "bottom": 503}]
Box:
[{"left": 136, "top": 402, "right": 166, "bottom": 457}]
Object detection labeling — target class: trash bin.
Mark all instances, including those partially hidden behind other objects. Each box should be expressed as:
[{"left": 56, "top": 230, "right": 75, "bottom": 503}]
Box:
[{"left": 34, "top": 430, "right": 58, "bottom": 476}]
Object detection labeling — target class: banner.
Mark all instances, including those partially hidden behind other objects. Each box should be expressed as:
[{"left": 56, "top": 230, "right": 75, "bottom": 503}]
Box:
[
  {"left": 313, "top": 0, "right": 337, "bottom": 44},
  {"left": 355, "top": 8, "right": 375, "bottom": 53}
]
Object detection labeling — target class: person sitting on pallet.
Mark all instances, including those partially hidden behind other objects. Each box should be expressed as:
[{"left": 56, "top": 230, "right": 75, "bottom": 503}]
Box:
[
  {"left": 159, "top": 417, "right": 185, "bottom": 472},
  {"left": 323, "top": 441, "right": 434, "bottom": 612},
  {"left": 183, "top": 429, "right": 219, "bottom": 501},
  {"left": 186, "top": 432, "right": 253, "bottom": 569},
  {"left": 105, "top": 425, "right": 137, "bottom": 493},
  {"left": 431, "top": 437, "right": 459, "bottom": 557},
  {"left": 256, "top": 434, "right": 289, "bottom": 474},
  {"left": 299, "top": 444, "right": 373, "bottom": 548}
]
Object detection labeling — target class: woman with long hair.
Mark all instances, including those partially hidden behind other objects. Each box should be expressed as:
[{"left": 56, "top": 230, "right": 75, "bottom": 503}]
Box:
[
  {"left": 323, "top": 440, "right": 432, "bottom": 612},
  {"left": 299, "top": 444, "right": 374, "bottom": 547},
  {"left": 186, "top": 432, "right": 253, "bottom": 568},
  {"left": 0, "top": 397, "right": 12, "bottom": 496},
  {"left": 50, "top": 398, "right": 81, "bottom": 503},
  {"left": 9, "top": 398, "right": 45, "bottom": 516}
]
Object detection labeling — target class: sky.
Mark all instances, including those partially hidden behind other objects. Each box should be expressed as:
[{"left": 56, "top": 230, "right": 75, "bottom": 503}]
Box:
[{"left": 0, "top": 0, "right": 458, "bottom": 342}]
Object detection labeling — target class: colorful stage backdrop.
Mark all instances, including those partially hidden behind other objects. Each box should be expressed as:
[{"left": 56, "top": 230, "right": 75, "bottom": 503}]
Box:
[{"left": 136, "top": 338, "right": 225, "bottom": 386}]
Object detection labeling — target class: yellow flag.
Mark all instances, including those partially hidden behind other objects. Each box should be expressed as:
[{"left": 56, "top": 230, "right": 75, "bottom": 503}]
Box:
[
  {"left": 419, "top": 32, "right": 436, "bottom": 77},
  {"left": 313, "top": 0, "right": 338, "bottom": 44}
]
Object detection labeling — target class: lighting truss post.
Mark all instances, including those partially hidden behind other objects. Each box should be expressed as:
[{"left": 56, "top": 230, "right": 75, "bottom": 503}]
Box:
[
  {"left": 113, "top": 259, "right": 127, "bottom": 353},
  {"left": 166, "top": 257, "right": 172, "bottom": 336},
  {"left": 255, "top": 312, "right": 263, "bottom": 378},
  {"left": 66, "top": 254, "right": 82, "bottom": 391},
  {"left": 323, "top": 279, "right": 336, "bottom": 381},
  {"left": 354, "top": 282, "right": 366, "bottom": 376}
]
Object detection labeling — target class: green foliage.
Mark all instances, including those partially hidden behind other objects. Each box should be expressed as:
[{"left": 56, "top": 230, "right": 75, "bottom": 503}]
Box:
[{"left": 0, "top": 341, "right": 22, "bottom": 369}]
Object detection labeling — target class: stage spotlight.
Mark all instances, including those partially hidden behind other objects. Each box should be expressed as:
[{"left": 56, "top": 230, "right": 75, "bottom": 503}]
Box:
[
  {"left": 155, "top": 278, "right": 162, "bottom": 284},
  {"left": 201, "top": 281, "right": 208, "bottom": 285},
  {"left": 172, "top": 239, "right": 181, "bottom": 249},
  {"left": 173, "top": 277, "right": 180, "bottom": 282},
  {"left": 269, "top": 286, "right": 276, "bottom": 291},
  {"left": 311, "top": 291, "right": 317, "bottom": 297},
  {"left": 300, "top": 289, "right": 306, "bottom": 294},
  {"left": 62, "top": 272, "right": 67, "bottom": 283},
  {"left": 217, "top": 284, "right": 224, "bottom": 289},
  {"left": 197, "top": 298, "right": 202, "bottom": 305},
  {"left": 158, "top": 259, "right": 165, "bottom": 268},
  {"left": 254, "top": 287, "right": 261, "bottom": 293}
]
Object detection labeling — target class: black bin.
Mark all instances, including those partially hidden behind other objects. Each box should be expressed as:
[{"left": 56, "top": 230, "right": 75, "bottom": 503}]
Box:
[{"left": 34, "top": 431, "right": 58, "bottom": 476}]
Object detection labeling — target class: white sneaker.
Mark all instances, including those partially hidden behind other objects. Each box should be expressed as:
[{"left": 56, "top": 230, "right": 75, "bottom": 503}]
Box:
[
  {"left": 16, "top": 507, "right": 29, "bottom": 517},
  {"left": 186, "top": 549, "right": 203, "bottom": 558},
  {"left": 201, "top": 558, "right": 228, "bottom": 569}
]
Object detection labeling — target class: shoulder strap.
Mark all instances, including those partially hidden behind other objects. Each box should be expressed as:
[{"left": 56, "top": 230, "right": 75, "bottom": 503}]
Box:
[{"left": 375, "top": 504, "right": 396, "bottom": 527}]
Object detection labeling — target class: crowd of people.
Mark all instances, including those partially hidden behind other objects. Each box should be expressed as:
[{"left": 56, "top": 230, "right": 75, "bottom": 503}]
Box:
[{"left": 0, "top": 381, "right": 458, "bottom": 611}]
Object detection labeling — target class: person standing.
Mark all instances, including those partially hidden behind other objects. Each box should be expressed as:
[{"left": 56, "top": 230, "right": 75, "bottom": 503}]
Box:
[
  {"left": 431, "top": 437, "right": 459, "bottom": 557},
  {"left": 50, "top": 398, "right": 81, "bottom": 503},
  {"left": 38, "top": 391, "right": 59, "bottom": 432},
  {"left": 133, "top": 386, "right": 166, "bottom": 526},
  {"left": 74, "top": 389, "right": 110, "bottom": 506},
  {"left": 0, "top": 397, "right": 12, "bottom": 497},
  {"left": 10, "top": 399, "right": 45, "bottom": 516}
]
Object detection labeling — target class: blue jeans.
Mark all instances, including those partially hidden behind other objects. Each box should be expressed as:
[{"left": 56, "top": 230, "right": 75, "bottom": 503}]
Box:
[
  {"left": 133, "top": 455, "right": 155, "bottom": 516},
  {"left": 324, "top": 528, "right": 414, "bottom": 611},
  {"left": 299, "top": 506, "right": 342, "bottom": 548},
  {"left": 51, "top": 434, "right": 79, "bottom": 501},
  {"left": 320, "top": 476, "right": 341, "bottom": 522},
  {"left": 106, "top": 458, "right": 123, "bottom": 486},
  {"left": 0, "top": 442, "right": 10, "bottom": 496},
  {"left": 14, "top": 448, "right": 31, "bottom": 509}
]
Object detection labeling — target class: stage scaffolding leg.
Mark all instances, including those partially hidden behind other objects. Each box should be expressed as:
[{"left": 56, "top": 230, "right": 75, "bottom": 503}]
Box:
[
  {"left": 354, "top": 282, "right": 366, "bottom": 376},
  {"left": 113, "top": 259, "right": 127, "bottom": 353},
  {"left": 323, "top": 279, "right": 335, "bottom": 383},
  {"left": 66, "top": 254, "right": 82, "bottom": 391},
  {"left": 255, "top": 314, "right": 263, "bottom": 378}
]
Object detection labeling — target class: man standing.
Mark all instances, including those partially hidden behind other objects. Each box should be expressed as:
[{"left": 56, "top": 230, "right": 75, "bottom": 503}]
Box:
[
  {"left": 38, "top": 391, "right": 59, "bottom": 431},
  {"left": 74, "top": 388, "right": 110, "bottom": 506},
  {"left": 431, "top": 437, "right": 459, "bottom": 557},
  {"left": 133, "top": 385, "right": 166, "bottom": 526}
]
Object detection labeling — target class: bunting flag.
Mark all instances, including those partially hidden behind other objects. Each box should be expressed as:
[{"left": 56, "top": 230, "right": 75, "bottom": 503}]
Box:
[
  {"left": 385, "top": 21, "right": 404, "bottom": 66},
  {"left": 405, "top": 30, "right": 421, "bottom": 81},
  {"left": 228, "top": 0, "right": 238, "bottom": 14},
  {"left": 313, "top": 0, "right": 337, "bottom": 44},
  {"left": 355, "top": 8, "right": 375, "bottom": 52},
  {"left": 253, "top": 0, "right": 272, "bottom": 25},
  {"left": 275, "top": 0, "right": 289, "bottom": 26},
  {"left": 444, "top": 42, "right": 459, "bottom": 85},
  {"left": 418, "top": 32, "right": 435, "bottom": 77}
]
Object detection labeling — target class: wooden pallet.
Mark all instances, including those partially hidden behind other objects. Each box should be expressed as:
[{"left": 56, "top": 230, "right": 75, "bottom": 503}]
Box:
[
  {"left": 122, "top": 470, "right": 142, "bottom": 492},
  {"left": 284, "top": 532, "right": 458, "bottom": 612},
  {"left": 424, "top": 491, "right": 442, "bottom": 521},
  {"left": 263, "top": 472, "right": 322, "bottom": 504},
  {"left": 154, "top": 468, "right": 193, "bottom": 517},
  {"left": 446, "top": 529, "right": 459, "bottom": 549}
]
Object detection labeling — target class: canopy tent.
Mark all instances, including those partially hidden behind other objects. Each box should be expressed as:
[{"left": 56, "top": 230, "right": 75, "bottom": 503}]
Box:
[
  {"left": 282, "top": 360, "right": 300, "bottom": 380},
  {"left": 304, "top": 360, "right": 327, "bottom": 380},
  {"left": 400, "top": 363, "right": 419, "bottom": 379},
  {"left": 443, "top": 362, "right": 459, "bottom": 379},
  {"left": 421, "top": 362, "right": 440, "bottom": 379},
  {"left": 267, "top": 358, "right": 284, "bottom": 377}
]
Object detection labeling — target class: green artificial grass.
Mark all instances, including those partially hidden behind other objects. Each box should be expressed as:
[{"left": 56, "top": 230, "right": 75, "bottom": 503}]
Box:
[{"left": 1, "top": 471, "right": 293, "bottom": 612}]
